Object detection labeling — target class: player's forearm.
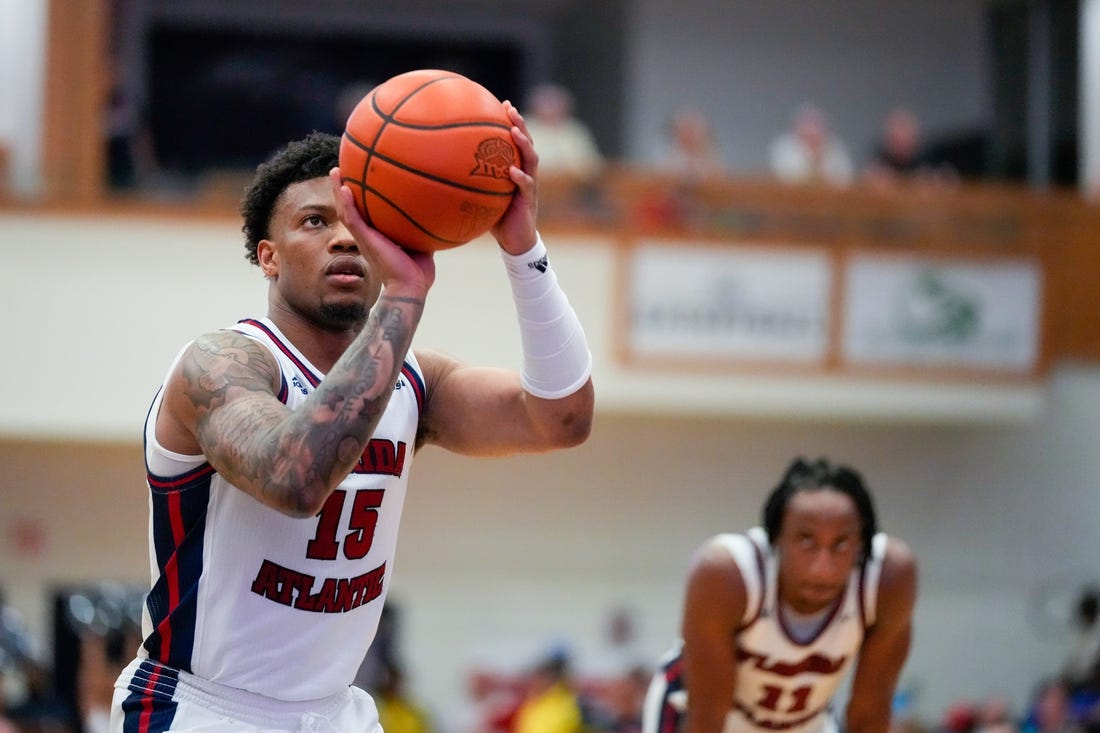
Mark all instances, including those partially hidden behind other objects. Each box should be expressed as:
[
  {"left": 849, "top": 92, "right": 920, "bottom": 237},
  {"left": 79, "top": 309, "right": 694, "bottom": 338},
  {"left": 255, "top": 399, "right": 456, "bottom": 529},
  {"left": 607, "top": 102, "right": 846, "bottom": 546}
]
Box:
[
  {"left": 502, "top": 235, "right": 594, "bottom": 446},
  {"left": 684, "top": 705, "right": 729, "bottom": 733},
  {"left": 845, "top": 703, "right": 893, "bottom": 733},
  {"left": 246, "top": 292, "right": 423, "bottom": 516}
]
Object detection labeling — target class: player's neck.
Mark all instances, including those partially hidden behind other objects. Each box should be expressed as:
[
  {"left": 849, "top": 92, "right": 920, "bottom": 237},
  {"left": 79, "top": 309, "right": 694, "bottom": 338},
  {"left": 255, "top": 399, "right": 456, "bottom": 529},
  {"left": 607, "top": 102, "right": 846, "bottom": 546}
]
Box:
[
  {"left": 778, "top": 601, "right": 832, "bottom": 643},
  {"left": 269, "top": 310, "right": 361, "bottom": 375}
]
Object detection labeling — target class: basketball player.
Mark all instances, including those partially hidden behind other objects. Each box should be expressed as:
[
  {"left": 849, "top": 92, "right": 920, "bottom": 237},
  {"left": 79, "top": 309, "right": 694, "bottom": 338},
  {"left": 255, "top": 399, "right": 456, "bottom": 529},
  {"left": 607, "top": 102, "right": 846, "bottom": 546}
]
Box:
[
  {"left": 642, "top": 458, "right": 917, "bottom": 733},
  {"left": 109, "top": 101, "right": 594, "bottom": 733}
]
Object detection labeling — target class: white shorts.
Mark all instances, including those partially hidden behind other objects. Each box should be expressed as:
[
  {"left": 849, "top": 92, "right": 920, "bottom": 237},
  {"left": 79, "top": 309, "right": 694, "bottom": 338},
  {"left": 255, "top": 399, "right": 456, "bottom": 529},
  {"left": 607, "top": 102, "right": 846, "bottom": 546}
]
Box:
[{"left": 110, "top": 658, "right": 381, "bottom": 733}]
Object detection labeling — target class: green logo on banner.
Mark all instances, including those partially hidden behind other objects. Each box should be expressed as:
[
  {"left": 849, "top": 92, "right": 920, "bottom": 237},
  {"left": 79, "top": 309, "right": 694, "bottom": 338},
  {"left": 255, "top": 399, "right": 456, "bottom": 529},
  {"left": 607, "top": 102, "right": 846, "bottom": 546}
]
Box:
[{"left": 895, "top": 269, "right": 979, "bottom": 344}]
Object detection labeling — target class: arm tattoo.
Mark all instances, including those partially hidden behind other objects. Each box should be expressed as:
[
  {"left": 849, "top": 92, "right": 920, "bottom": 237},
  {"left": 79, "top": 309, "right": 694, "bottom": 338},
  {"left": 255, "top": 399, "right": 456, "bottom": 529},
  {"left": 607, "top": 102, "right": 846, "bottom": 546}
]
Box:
[
  {"left": 188, "top": 295, "right": 424, "bottom": 515},
  {"left": 183, "top": 333, "right": 280, "bottom": 412}
]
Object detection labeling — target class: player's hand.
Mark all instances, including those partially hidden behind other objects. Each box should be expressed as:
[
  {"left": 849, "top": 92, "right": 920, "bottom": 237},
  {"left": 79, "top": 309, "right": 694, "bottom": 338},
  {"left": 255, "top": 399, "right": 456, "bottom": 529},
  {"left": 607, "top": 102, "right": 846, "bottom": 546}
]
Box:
[
  {"left": 491, "top": 101, "right": 539, "bottom": 256},
  {"left": 330, "top": 168, "right": 436, "bottom": 295}
]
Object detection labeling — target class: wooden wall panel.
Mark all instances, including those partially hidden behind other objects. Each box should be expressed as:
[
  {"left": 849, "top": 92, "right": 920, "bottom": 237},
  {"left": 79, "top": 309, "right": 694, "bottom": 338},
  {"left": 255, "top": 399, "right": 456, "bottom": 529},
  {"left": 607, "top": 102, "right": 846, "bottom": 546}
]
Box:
[{"left": 41, "top": 0, "right": 109, "bottom": 201}]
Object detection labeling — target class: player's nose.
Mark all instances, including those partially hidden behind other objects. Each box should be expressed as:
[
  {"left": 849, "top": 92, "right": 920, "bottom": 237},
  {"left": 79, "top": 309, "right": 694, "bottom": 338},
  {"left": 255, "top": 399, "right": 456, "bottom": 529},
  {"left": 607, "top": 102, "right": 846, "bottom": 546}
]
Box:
[
  {"left": 329, "top": 221, "right": 358, "bottom": 251},
  {"left": 807, "top": 549, "right": 845, "bottom": 578}
]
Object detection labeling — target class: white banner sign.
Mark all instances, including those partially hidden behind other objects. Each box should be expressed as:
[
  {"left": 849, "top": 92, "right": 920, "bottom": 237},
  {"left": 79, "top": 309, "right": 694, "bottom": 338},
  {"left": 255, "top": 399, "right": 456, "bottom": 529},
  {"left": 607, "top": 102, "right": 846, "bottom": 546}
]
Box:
[
  {"left": 626, "top": 241, "right": 831, "bottom": 362},
  {"left": 842, "top": 256, "right": 1041, "bottom": 371}
]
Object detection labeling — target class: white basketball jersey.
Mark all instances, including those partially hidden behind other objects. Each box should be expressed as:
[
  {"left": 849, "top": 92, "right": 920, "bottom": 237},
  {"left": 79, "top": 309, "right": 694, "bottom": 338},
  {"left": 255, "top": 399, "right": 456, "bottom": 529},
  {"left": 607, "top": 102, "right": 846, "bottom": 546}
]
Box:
[
  {"left": 720, "top": 527, "right": 886, "bottom": 733},
  {"left": 136, "top": 317, "right": 423, "bottom": 701}
]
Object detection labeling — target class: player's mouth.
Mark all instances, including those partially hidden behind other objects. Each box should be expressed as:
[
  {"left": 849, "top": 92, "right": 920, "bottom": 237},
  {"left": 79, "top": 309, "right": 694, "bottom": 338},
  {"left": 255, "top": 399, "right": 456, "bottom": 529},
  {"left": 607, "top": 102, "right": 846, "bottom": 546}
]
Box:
[
  {"left": 325, "top": 257, "right": 366, "bottom": 285},
  {"left": 800, "top": 583, "right": 841, "bottom": 604}
]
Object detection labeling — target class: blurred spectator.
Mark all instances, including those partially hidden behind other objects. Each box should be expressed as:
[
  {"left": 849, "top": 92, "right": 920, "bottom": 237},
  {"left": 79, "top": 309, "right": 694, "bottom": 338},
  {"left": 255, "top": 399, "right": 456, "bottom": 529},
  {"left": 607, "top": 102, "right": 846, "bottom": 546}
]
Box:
[
  {"left": 104, "top": 54, "right": 158, "bottom": 192},
  {"left": 375, "top": 661, "right": 432, "bottom": 733},
  {"left": 524, "top": 83, "right": 604, "bottom": 183},
  {"left": 0, "top": 586, "right": 42, "bottom": 715},
  {"left": 864, "top": 107, "right": 958, "bottom": 190},
  {"left": 866, "top": 108, "right": 923, "bottom": 180},
  {"left": 583, "top": 664, "right": 650, "bottom": 733},
  {"left": 0, "top": 671, "right": 16, "bottom": 733},
  {"left": 660, "top": 105, "right": 727, "bottom": 183},
  {"left": 459, "top": 669, "right": 526, "bottom": 733},
  {"left": 769, "top": 103, "right": 854, "bottom": 186},
  {"left": 62, "top": 584, "right": 145, "bottom": 733},
  {"left": 1063, "top": 587, "right": 1100, "bottom": 696},
  {"left": 941, "top": 701, "right": 979, "bottom": 733},
  {"left": 975, "top": 695, "right": 1021, "bottom": 733},
  {"left": 636, "top": 105, "right": 728, "bottom": 229},
  {"left": 1023, "top": 679, "right": 1085, "bottom": 733},
  {"left": 514, "top": 646, "right": 584, "bottom": 733}
]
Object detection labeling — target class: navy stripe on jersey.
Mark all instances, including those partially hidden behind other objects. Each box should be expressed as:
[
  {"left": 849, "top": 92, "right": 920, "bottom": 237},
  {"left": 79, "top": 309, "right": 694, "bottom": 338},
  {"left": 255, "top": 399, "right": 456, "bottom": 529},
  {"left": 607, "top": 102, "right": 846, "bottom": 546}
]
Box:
[
  {"left": 656, "top": 655, "right": 685, "bottom": 733},
  {"left": 120, "top": 660, "right": 180, "bottom": 733},
  {"left": 143, "top": 466, "right": 213, "bottom": 671},
  {"left": 236, "top": 318, "right": 321, "bottom": 387},
  {"left": 400, "top": 361, "right": 425, "bottom": 415}
]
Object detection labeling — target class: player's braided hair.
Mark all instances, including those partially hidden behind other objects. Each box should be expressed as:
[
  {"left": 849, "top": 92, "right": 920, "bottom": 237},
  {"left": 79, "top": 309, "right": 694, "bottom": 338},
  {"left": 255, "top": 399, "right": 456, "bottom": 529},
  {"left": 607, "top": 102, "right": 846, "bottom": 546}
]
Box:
[
  {"left": 240, "top": 131, "right": 340, "bottom": 265},
  {"left": 762, "top": 457, "right": 879, "bottom": 560}
]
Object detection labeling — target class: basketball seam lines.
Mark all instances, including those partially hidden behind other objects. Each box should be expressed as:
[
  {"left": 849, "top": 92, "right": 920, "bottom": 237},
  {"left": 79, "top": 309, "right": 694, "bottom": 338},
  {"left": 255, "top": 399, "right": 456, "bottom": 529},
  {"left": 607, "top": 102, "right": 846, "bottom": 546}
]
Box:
[{"left": 342, "top": 130, "right": 513, "bottom": 197}]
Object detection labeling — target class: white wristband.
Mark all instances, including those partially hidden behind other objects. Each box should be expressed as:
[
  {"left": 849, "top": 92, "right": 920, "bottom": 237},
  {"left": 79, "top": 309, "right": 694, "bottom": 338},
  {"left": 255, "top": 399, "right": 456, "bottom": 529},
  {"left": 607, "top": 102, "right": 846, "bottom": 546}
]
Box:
[{"left": 501, "top": 233, "right": 592, "bottom": 399}]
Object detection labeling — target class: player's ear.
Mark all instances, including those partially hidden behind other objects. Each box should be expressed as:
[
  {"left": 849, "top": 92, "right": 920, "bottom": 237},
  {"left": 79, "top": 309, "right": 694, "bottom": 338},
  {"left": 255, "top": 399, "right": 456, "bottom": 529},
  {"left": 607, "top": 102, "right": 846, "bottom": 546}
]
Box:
[{"left": 257, "top": 240, "right": 279, "bottom": 278}]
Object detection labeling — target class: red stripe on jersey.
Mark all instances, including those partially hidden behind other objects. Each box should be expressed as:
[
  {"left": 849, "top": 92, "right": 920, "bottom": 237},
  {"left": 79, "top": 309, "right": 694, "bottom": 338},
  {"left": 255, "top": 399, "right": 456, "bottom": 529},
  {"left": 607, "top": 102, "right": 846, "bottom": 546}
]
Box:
[
  {"left": 156, "top": 491, "right": 186, "bottom": 660},
  {"left": 147, "top": 463, "right": 214, "bottom": 490},
  {"left": 400, "top": 362, "right": 425, "bottom": 414},
  {"left": 138, "top": 665, "right": 163, "bottom": 733}
]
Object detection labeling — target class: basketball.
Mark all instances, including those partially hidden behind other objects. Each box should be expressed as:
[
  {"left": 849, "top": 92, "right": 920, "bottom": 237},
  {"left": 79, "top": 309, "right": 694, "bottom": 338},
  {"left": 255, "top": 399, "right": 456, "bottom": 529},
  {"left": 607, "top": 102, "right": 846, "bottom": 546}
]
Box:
[{"left": 338, "top": 69, "right": 519, "bottom": 253}]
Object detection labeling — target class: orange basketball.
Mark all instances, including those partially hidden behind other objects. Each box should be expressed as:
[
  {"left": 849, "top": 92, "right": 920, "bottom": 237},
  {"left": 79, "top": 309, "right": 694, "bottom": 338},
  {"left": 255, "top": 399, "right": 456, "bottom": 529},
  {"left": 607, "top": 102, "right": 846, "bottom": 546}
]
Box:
[{"left": 338, "top": 69, "right": 519, "bottom": 253}]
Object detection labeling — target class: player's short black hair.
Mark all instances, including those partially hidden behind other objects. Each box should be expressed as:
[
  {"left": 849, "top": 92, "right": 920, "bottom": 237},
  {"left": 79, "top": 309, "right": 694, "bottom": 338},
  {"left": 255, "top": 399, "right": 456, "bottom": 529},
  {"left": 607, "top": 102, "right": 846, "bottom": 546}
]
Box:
[
  {"left": 240, "top": 131, "right": 340, "bottom": 265},
  {"left": 762, "top": 457, "right": 879, "bottom": 559}
]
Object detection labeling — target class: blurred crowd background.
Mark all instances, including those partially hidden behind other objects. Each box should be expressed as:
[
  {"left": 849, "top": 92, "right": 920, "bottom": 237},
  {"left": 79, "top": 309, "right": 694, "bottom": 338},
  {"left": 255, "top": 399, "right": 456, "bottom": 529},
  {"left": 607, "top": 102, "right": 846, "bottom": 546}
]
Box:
[{"left": 3, "top": 1, "right": 1100, "bottom": 733}]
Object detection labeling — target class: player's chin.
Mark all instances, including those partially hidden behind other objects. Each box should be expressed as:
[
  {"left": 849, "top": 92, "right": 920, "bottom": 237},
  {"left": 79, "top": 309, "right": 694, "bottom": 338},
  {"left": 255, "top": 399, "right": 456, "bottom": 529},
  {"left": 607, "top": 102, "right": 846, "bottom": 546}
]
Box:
[{"left": 318, "top": 299, "right": 369, "bottom": 328}]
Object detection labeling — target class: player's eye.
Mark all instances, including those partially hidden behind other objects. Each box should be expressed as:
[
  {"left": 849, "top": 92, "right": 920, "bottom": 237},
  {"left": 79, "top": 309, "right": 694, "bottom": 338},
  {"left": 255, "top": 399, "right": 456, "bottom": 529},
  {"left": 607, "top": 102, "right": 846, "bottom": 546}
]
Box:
[{"left": 303, "top": 213, "right": 326, "bottom": 228}]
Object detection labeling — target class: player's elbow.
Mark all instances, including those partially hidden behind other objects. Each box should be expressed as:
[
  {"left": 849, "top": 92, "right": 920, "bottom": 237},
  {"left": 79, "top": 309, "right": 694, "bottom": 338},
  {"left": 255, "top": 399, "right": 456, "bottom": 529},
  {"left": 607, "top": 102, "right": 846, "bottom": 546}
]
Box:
[
  {"left": 546, "top": 383, "right": 594, "bottom": 447},
  {"left": 270, "top": 483, "right": 330, "bottom": 519},
  {"left": 554, "top": 408, "right": 593, "bottom": 448},
  {"left": 287, "top": 494, "right": 328, "bottom": 518}
]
